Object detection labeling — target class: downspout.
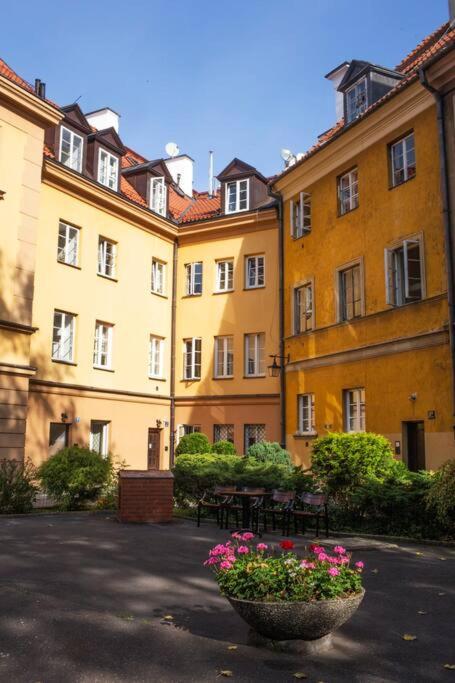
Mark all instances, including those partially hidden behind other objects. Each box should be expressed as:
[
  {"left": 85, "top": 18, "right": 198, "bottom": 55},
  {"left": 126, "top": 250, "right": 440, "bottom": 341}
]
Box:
[
  {"left": 419, "top": 67, "right": 455, "bottom": 417},
  {"left": 169, "top": 239, "right": 178, "bottom": 467},
  {"left": 268, "top": 186, "right": 286, "bottom": 448}
]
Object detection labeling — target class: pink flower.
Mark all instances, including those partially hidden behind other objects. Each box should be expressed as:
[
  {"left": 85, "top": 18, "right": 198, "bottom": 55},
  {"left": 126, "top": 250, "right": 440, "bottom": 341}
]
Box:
[
  {"left": 317, "top": 553, "right": 328, "bottom": 562},
  {"left": 242, "top": 532, "right": 255, "bottom": 541},
  {"left": 328, "top": 567, "right": 340, "bottom": 577},
  {"left": 231, "top": 532, "right": 242, "bottom": 539},
  {"left": 219, "top": 560, "right": 233, "bottom": 570},
  {"left": 301, "top": 560, "right": 316, "bottom": 569},
  {"left": 204, "top": 557, "right": 219, "bottom": 566},
  {"left": 355, "top": 561, "right": 364, "bottom": 570},
  {"left": 237, "top": 545, "right": 249, "bottom": 554},
  {"left": 333, "top": 545, "right": 346, "bottom": 555},
  {"left": 338, "top": 557, "right": 349, "bottom": 565},
  {"left": 327, "top": 556, "right": 339, "bottom": 564},
  {"left": 310, "top": 545, "right": 325, "bottom": 554},
  {"left": 256, "top": 543, "right": 268, "bottom": 552}
]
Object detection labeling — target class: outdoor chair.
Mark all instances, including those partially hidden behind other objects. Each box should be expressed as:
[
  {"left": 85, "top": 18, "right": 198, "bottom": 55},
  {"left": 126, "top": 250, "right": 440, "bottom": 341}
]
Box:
[
  {"left": 196, "top": 486, "right": 236, "bottom": 528},
  {"left": 225, "top": 487, "right": 266, "bottom": 533},
  {"left": 292, "top": 492, "right": 329, "bottom": 538},
  {"left": 261, "top": 490, "right": 295, "bottom": 536}
]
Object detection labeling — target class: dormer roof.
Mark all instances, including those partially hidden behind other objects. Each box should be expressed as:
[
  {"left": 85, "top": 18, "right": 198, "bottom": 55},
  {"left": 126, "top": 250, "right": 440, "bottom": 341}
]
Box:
[
  {"left": 60, "top": 104, "right": 92, "bottom": 134},
  {"left": 337, "top": 60, "right": 402, "bottom": 92},
  {"left": 88, "top": 127, "right": 125, "bottom": 155},
  {"left": 217, "top": 157, "right": 268, "bottom": 183}
]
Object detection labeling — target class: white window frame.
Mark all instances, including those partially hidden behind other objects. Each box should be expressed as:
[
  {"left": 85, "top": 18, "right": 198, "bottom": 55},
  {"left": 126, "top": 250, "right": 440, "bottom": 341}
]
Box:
[
  {"left": 57, "top": 221, "right": 80, "bottom": 267},
  {"left": 245, "top": 255, "right": 265, "bottom": 289},
  {"left": 345, "top": 77, "right": 368, "bottom": 123},
  {"left": 244, "top": 332, "right": 265, "bottom": 377},
  {"left": 344, "top": 388, "right": 366, "bottom": 433},
  {"left": 297, "top": 393, "right": 316, "bottom": 435},
  {"left": 59, "top": 126, "right": 83, "bottom": 172},
  {"left": 214, "top": 335, "right": 234, "bottom": 378},
  {"left": 178, "top": 424, "right": 201, "bottom": 441},
  {"left": 93, "top": 321, "right": 113, "bottom": 369},
  {"left": 98, "top": 148, "right": 119, "bottom": 190},
  {"left": 338, "top": 168, "right": 359, "bottom": 215},
  {"left": 290, "top": 192, "right": 312, "bottom": 238},
  {"left": 185, "top": 262, "right": 203, "bottom": 296},
  {"left": 52, "top": 310, "right": 76, "bottom": 363},
  {"left": 390, "top": 132, "right": 416, "bottom": 187},
  {"left": 98, "top": 237, "right": 117, "bottom": 279},
  {"left": 150, "top": 176, "right": 167, "bottom": 216},
  {"left": 384, "top": 234, "right": 425, "bottom": 307},
  {"left": 225, "top": 178, "right": 249, "bottom": 214},
  {"left": 151, "top": 258, "right": 166, "bottom": 295},
  {"left": 90, "top": 420, "right": 110, "bottom": 456},
  {"left": 336, "top": 258, "right": 364, "bottom": 322},
  {"left": 294, "top": 280, "right": 314, "bottom": 334},
  {"left": 215, "top": 259, "right": 234, "bottom": 292},
  {"left": 149, "top": 335, "right": 165, "bottom": 379},
  {"left": 183, "top": 338, "right": 202, "bottom": 380}
]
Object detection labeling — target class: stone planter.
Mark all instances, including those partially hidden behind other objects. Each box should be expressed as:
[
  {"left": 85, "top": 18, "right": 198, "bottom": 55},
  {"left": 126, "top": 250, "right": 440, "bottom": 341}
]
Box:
[{"left": 227, "top": 588, "right": 365, "bottom": 643}]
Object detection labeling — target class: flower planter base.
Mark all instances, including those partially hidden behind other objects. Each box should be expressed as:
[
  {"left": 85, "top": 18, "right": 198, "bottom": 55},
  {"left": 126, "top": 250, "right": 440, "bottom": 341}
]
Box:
[{"left": 247, "top": 628, "right": 333, "bottom": 655}]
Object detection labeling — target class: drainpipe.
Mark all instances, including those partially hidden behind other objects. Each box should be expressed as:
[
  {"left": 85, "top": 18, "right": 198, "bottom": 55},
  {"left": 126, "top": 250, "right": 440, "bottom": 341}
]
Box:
[
  {"left": 169, "top": 239, "right": 178, "bottom": 467},
  {"left": 419, "top": 67, "right": 455, "bottom": 417},
  {"left": 268, "top": 186, "right": 286, "bottom": 449}
]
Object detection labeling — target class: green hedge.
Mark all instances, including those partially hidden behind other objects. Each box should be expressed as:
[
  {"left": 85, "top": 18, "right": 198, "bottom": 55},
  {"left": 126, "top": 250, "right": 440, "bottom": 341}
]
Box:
[
  {"left": 246, "top": 441, "right": 292, "bottom": 466},
  {"left": 175, "top": 432, "right": 212, "bottom": 456}
]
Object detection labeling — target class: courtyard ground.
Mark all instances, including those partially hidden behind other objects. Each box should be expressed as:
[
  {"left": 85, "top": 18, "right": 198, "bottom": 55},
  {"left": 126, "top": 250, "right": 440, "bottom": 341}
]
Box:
[{"left": 0, "top": 513, "right": 453, "bottom": 682}]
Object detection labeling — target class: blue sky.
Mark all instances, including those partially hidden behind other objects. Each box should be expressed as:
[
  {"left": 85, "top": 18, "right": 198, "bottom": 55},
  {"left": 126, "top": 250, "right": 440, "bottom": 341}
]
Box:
[{"left": 1, "top": 0, "right": 448, "bottom": 188}]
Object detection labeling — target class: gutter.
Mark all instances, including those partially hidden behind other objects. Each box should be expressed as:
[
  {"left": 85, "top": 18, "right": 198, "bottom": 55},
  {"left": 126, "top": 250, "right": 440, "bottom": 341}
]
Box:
[
  {"left": 419, "top": 67, "right": 455, "bottom": 417},
  {"left": 169, "top": 239, "right": 178, "bottom": 466},
  {"left": 268, "top": 186, "right": 286, "bottom": 448}
]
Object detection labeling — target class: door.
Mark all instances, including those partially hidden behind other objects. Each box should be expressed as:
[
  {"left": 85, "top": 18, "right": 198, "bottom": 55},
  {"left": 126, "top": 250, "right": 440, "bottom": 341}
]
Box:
[
  {"left": 405, "top": 421, "right": 425, "bottom": 471},
  {"left": 147, "top": 428, "right": 161, "bottom": 469},
  {"left": 49, "top": 423, "right": 70, "bottom": 456}
]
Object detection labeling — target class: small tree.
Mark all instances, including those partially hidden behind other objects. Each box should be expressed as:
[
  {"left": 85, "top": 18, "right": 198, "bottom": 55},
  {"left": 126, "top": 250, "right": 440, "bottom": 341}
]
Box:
[
  {"left": 247, "top": 441, "right": 292, "bottom": 467},
  {"left": 38, "top": 446, "right": 112, "bottom": 510},
  {"left": 211, "top": 440, "right": 237, "bottom": 455},
  {"left": 0, "top": 459, "right": 38, "bottom": 513},
  {"left": 426, "top": 459, "right": 455, "bottom": 531},
  {"left": 175, "top": 432, "right": 212, "bottom": 456}
]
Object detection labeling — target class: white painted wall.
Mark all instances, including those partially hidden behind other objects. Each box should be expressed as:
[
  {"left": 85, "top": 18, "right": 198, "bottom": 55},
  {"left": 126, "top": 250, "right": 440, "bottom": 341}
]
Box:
[
  {"left": 164, "top": 155, "right": 194, "bottom": 197},
  {"left": 325, "top": 64, "right": 350, "bottom": 120},
  {"left": 86, "top": 108, "right": 120, "bottom": 133}
]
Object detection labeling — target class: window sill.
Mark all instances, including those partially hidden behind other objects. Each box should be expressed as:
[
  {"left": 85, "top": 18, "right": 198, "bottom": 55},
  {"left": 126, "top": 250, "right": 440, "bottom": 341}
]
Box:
[
  {"left": 149, "top": 376, "right": 166, "bottom": 382},
  {"left": 182, "top": 293, "right": 202, "bottom": 299},
  {"left": 389, "top": 173, "right": 416, "bottom": 191},
  {"left": 57, "top": 260, "right": 81, "bottom": 270},
  {"left": 293, "top": 432, "right": 318, "bottom": 439},
  {"left": 243, "top": 374, "right": 266, "bottom": 379},
  {"left": 225, "top": 208, "right": 249, "bottom": 215},
  {"left": 213, "top": 289, "right": 234, "bottom": 295},
  {"left": 213, "top": 375, "right": 234, "bottom": 380},
  {"left": 337, "top": 204, "right": 359, "bottom": 219},
  {"left": 243, "top": 285, "right": 265, "bottom": 291},
  {"left": 93, "top": 365, "right": 115, "bottom": 373},
  {"left": 51, "top": 358, "right": 77, "bottom": 366},
  {"left": 97, "top": 273, "right": 118, "bottom": 283},
  {"left": 151, "top": 290, "right": 168, "bottom": 299}
]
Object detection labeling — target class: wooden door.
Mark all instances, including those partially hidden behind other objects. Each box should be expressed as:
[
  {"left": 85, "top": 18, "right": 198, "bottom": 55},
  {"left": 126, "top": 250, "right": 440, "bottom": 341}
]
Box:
[
  {"left": 405, "top": 421, "right": 425, "bottom": 471},
  {"left": 147, "top": 428, "right": 161, "bottom": 469}
]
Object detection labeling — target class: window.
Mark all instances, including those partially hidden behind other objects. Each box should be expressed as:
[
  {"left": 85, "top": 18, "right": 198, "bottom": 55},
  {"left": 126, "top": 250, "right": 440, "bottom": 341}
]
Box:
[
  {"left": 338, "top": 168, "right": 358, "bottom": 215},
  {"left": 90, "top": 420, "right": 109, "bottom": 456},
  {"left": 244, "top": 333, "right": 265, "bottom": 377},
  {"left": 245, "top": 255, "right": 265, "bottom": 289},
  {"left": 185, "top": 262, "right": 203, "bottom": 295},
  {"left": 390, "top": 132, "right": 416, "bottom": 187},
  {"left": 48, "top": 423, "right": 70, "bottom": 457},
  {"left": 290, "top": 192, "right": 312, "bottom": 238},
  {"left": 294, "top": 282, "right": 313, "bottom": 333},
  {"left": 344, "top": 388, "right": 366, "bottom": 432},
  {"left": 214, "top": 424, "right": 234, "bottom": 443},
  {"left": 59, "top": 126, "right": 83, "bottom": 172},
  {"left": 57, "top": 221, "right": 79, "bottom": 266},
  {"left": 339, "top": 264, "right": 362, "bottom": 321},
  {"left": 345, "top": 77, "right": 367, "bottom": 123},
  {"left": 151, "top": 258, "right": 166, "bottom": 295},
  {"left": 98, "top": 149, "right": 118, "bottom": 190},
  {"left": 385, "top": 238, "right": 423, "bottom": 306},
  {"left": 214, "top": 336, "right": 234, "bottom": 378},
  {"left": 216, "top": 260, "right": 234, "bottom": 292},
  {"left": 52, "top": 310, "right": 75, "bottom": 362},
  {"left": 149, "top": 336, "right": 164, "bottom": 378},
  {"left": 183, "top": 338, "right": 201, "bottom": 380},
  {"left": 150, "top": 176, "right": 167, "bottom": 216},
  {"left": 244, "top": 424, "right": 265, "bottom": 452},
  {"left": 98, "top": 237, "right": 116, "bottom": 278},
  {"left": 298, "top": 394, "right": 315, "bottom": 434},
  {"left": 178, "top": 424, "right": 201, "bottom": 440},
  {"left": 93, "top": 322, "right": 113, "bottom": 369},
  {"left": 226, "top": 179, "right": 249, "bottom": 213}
]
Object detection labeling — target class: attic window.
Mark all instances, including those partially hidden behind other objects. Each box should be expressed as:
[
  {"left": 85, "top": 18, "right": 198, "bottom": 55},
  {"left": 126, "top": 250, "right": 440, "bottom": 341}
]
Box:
[
  {"left": 98, "top": 149, "right": 118, "bottom": 190},
  {"left": 226, "top": 179, "right": 249, "bottom": 213},
  {"left": 59, "top": 126, "right": 83, "bottom": 172},
  {"left": 345, "top": 77, "right": 367, "bottom": 123},
  {"left": 150, "top": 177, "right": 167, "bottom": 216}
]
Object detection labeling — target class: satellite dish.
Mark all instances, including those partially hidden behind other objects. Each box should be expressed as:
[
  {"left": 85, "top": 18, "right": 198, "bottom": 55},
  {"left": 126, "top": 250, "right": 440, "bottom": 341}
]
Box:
[
  {"left": 165, "top": 142, "right": 179, "bottom": 158},
  {"left": 280, "top": 148, "right": 293, "bottom": 161}
]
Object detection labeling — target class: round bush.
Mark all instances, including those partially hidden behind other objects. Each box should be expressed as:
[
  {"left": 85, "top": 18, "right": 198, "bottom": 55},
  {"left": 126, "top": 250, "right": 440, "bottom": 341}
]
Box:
[
  {"left": 38, "top": 446, "right": 112, "bottom": 510},
  {"left": 247, "top": 441, "right": 292, "bottom": 467},
  {"left": 211, "top": 440, "right": 237, "bottom": 455},
  {"left": 175, "top": 432, "right": 212, "bottom": 456}
]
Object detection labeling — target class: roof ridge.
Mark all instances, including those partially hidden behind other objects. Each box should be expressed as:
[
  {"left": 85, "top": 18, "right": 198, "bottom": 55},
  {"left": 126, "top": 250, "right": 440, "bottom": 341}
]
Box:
[{"left": 395, "top": 21, "right": 450, "bottom": 73}]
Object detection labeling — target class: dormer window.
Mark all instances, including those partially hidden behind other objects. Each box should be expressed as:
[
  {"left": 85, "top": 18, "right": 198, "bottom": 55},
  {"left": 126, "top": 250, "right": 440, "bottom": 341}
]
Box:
[
  {"left": 59, "top": 126, "right": 83, "bottom": 172},
  {"left": 98, "top": 149, "right": 118, "bottom": 190},
  {"left": 150, "top": 177, "right": 167, "bottom": 216},
  {"left": 226, "top": 179, "right": 249, "bottom": 214},
  {"left": 345, "top": 77, "right": 367, "bottom": 123}
]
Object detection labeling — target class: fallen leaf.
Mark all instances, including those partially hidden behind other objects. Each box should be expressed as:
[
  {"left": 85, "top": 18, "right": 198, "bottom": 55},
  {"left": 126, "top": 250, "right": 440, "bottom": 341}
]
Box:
[
  {"left": 371, "top": 569, "right": 379, "bottom": 574},
  {"left": 117, "top": 614, "right": 134, "bottom": 621},
  {"left": 415, "top": 552, "right": 423, "bottom": 556},
  {"left": 417, "top": 610, "right": 427, "bottom": 615},
  {"left": 438, "top": 592, "right": 446, "bottom": 596},
  {"left": 439, "top": 557, "right": 447, "bottom": 561},
  {"left": 218, "top": 671, "right": 233, "bottom": 678},
  {"left": 444, "top": 664, "right": 455, "bottom": 670},
  {"left": 162, "top": 615, "right": 174, "bottom": 621},
  {"left": 402, "top": 634, "right": 417, "bottom": 641},
  {"left": 227, "top": 645, "right": 238, "bottom": 651},
  {"left": 293, "top": 673, "right": 308, "bottom": 679}
]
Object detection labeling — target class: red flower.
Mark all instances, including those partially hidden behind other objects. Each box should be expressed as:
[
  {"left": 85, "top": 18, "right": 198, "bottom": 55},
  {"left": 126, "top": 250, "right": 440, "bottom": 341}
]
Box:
[{"left": 279, "top": 540, "right": 295, "bottom": 550}]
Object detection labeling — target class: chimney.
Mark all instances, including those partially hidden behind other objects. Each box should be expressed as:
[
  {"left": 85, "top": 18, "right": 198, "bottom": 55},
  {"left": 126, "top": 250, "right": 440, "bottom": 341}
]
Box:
[
  {"left": 164, "top": 154, "right": 194, "bottom": 197},
  {"left": 85, "top": 108, "right": 120, "bottom": 132},
  {"left": 34, "top": 78, "right": 46, "bottom": 99},
  {"left": 325, "top": 61, "right": 350, "bottom": 120}
]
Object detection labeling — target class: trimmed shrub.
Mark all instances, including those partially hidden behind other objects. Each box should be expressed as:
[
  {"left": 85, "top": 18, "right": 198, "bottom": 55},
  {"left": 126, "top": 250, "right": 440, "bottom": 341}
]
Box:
[
  {"left": 247, "top": 441, "right": 292, "bottom": 467},
  {"left": 211, "top": 440, "right": 237, "bottom": 455},
  {"left": 426, "top": 459, "right": 455, "bottom": 531},
  {"left": 0, "top": 459, "right": 37, "bottom": 513},
  {"left": 175, "top": 432, "right": 212, "bottom": 456},
  {"left": 173, "top": 453, "right": 239, "bottom": 506},
  {"left": 38, "top": 446, "right": 112, "bottom": 510}
]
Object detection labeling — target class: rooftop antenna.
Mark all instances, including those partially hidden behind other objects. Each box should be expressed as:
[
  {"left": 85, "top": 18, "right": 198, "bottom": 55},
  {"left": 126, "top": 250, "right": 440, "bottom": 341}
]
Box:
[
  {"left": 165, "top": 142, "right": 179, "bottom": 158},
  {"left": 208, "top": 150, "right": 214, "bottom": 197}
]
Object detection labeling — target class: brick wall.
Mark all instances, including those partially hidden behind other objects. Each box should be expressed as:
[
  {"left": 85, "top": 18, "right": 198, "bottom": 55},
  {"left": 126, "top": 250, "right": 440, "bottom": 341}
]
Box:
[{"left": 118, "top": 470, "right": 174, "bottom": 523}]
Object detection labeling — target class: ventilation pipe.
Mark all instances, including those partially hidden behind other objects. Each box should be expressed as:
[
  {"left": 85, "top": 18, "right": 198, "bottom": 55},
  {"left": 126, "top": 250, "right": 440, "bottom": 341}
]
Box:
[{"left": 208, "top": 151, "right": 214, "bottom": 197}]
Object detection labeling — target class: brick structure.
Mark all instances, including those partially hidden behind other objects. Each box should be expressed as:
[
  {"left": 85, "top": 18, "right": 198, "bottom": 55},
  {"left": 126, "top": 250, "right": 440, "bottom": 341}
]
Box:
[{"left": 118, "top": 470, "right": 174, "bottom": 523}]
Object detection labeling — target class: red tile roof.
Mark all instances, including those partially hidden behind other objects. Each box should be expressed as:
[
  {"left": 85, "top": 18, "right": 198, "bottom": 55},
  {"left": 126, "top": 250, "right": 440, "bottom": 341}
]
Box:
[{"left": 0, "top": 57, "right": 34, "bottom": 93}]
